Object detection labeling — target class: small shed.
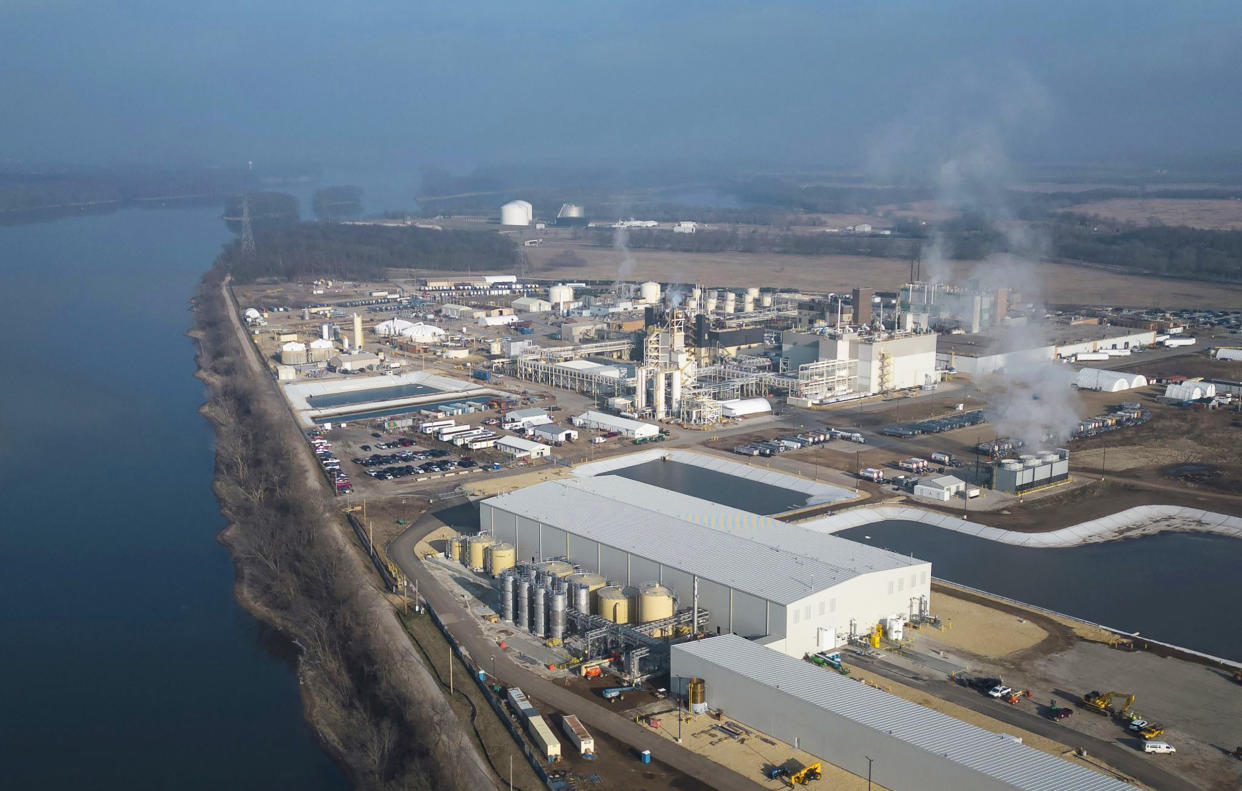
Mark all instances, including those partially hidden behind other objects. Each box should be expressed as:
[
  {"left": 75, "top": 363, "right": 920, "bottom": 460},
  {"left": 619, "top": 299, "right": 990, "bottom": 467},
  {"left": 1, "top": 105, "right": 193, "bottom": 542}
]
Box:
[{"left": 913, "top": 475, "right": 965, "bottom": 502}]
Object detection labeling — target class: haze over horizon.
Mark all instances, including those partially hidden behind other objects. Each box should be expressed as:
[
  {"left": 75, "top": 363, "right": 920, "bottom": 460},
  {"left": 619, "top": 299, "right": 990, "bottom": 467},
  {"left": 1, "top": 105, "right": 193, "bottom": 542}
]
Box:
[{"left": 3, "top": 1, "right": 1242, "bottom": 177}]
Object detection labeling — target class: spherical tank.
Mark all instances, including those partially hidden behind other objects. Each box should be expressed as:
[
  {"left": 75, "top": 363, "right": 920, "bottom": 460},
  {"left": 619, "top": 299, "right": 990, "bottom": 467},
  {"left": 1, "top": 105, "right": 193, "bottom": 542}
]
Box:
[
  {"left": 501, "top": 200, "right": 531, "bottom": 227},
  {"left": 640, "top": 281, "right": 661, "bottom": 304},
  {"left": 468, "top": 536, "right": 495, "bottom": 570},
  {"left": 595, "top": 586, "right": 631, "bottom": 624},
  {"left": 537, "top": 560, "right": 575, "bottom": 579},
  {"left": 486, "top": 543, "right": 515, "bottom": 577},
  {"left": 637, "top": 583, "right": 675, "bottom": 635}
]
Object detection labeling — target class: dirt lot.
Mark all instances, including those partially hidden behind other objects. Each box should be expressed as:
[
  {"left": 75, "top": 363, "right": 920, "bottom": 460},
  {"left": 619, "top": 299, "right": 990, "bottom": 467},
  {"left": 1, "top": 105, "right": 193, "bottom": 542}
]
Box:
[
  {"left": 1067, "top": 198, "right": 1242, "bottom": 230},
  {"left": 508, "top": 242, "right": 1242, "bottom": 309},
  {"left": 1113, "top": 351, "right": 1242, "bottom": 382}
]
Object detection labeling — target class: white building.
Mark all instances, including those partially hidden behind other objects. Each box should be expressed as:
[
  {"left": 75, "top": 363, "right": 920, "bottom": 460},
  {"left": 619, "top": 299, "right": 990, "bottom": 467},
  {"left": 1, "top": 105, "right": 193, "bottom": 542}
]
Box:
[
  {"left": 719, "top": 398, "right": 772, "bottom": 418},
  {"left": 479, "top": 477, "right": 930, "bottom": 658},
  {"left": 512, "top": 296, "right": 553, "bottom": 313},
  {"left": 501, "top": 200, "right": 533, "bottom": 227},
  {"left": 495, "top": 436, "right": 551, "bottom": 459},
  {"left": 1074, "top": 368, "right": 1147, "bottom": 392},
  {"left": 1213, "top": 347, "right": 1242, "bottom": 361},
  {"left": 330, "top": 351, "right": 381, "bottom": 372},
  {"left": 440, "top": 303, "right": 479, "bottom": 320},
  {"left": 787, "top": 331, "right": 938, "bottom": 394},
  {"left": 504, "top": 407, "right": 553, "bottom": 431},
  {"left": 570, "top": 410, "right": 659, "bottom": 439},
  {"left": 1164, "top": 381, "right": 1216, "bottom": 402},
  {"left": 913, "top": 475, "right": 965, "bottom": 502},
  {"left": 529, "top": 424, "right": 579, "bottom": 444},
  {"left": 375, "top": 318, "right": 446, "bottom": 342},
  {"left": 942, "top": 327, "right": 1157, "bottom": 377},
  {"left": 672, "top": 635, "right": 1135, "bottom": 791}
]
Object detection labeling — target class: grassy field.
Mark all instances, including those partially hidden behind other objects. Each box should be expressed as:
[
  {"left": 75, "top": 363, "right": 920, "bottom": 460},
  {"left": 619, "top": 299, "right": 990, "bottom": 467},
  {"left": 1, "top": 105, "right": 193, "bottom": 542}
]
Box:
[
  {"left": 1067, "top": 198, "right": 1242, "bottom": 230},
  {"left": 513, "top": 242, "right": 1242, "bottom": 308}
]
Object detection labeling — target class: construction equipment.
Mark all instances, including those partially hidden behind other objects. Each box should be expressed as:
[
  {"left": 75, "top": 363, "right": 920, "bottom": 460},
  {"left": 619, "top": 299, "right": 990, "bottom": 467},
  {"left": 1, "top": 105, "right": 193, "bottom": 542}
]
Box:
[
  {"left": 767, "top": 761, "right": 822, "bottom": 787},
  {"left": 601, "top": 685, "right": 641, "bottom": 701},
  {"left": 1081, "top": 690, "right": 1134, "bottom": 716},
  {"left": 1138, "top": 724, "right": 1166, "bottom": 740}
]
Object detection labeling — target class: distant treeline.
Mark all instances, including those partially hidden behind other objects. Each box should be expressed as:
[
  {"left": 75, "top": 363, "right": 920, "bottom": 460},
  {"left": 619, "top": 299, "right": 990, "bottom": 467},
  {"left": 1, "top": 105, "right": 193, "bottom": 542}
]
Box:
[
  {"left": 1050, "top": 218, "right": 1242, "bottom": 281},
  {"left": 590, "top": 227, "right": 922, "bottom": 258},
  {"left": 217, "top": 222, "right": 519, "bottom": 282}
]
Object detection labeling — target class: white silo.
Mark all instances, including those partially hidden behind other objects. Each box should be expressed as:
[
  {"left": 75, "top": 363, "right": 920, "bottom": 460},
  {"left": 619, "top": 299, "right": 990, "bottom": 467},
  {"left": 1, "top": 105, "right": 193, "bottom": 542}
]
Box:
[
  {"left": 705, "top": 290, "right": 718, "bottom": 312},
  {"left": 501, "top": 200, "right": 532, "bottom": 227},
  {"left": 723, "top": 292, "right": 736, "bottom": 313},
  {"left": 548, "top": 283, "right": 574, "bottom": 308},
  {"left": 742, "top": 293, "right": 755, "bottom": 313},
  {"left": 746, "top": 287, "right": 760, "bottom": 299},
  {"left": 640, "top": 281, "right": 661, "bottom": 304},
  {"left": 760, "top": 291, "right": 773, "bottom": 308}
]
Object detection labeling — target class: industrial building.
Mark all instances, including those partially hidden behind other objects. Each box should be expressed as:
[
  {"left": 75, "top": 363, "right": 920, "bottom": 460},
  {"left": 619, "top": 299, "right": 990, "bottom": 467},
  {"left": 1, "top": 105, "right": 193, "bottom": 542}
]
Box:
[
  {"left": 1074, "top": 368, "right": 1147, "bottom": 392},
  {"left": 570, "top": 410, "right": 659, "bottom": 439},
  {"left": 939, "top": 326, "right": 1157, "bottom": 377},
  {"left": 511, "top": 296, "right": 552, "bottom": 313},
  {"left": 478, "top": 477, "right": 930, "bottom": 657},
  {"left": 783, "top": 330, "right": 939, "bottom": 394},
  {"left": 900, "top": 281, "right": 1010, "bottom": 334},
  {"left": 671, "top": 635, "right": 1135, "bottom": 791},
  {"left": 504, "top": 407, "right": 552, "bottom": 430},
  {"left": 991, "top": 449, "right": 1070, "bottom": 494},
  {"left": 529, "top": 424, "right": 578, "bottom": 444},
  {"left": 375, "top": 318, "right": 446, "bottom": 342},
  {"left": 913, "top": 475, "right": 966, "bottom": 501},
  {"left": 495, "top": 436, "right": 551, "bottom": 459}
]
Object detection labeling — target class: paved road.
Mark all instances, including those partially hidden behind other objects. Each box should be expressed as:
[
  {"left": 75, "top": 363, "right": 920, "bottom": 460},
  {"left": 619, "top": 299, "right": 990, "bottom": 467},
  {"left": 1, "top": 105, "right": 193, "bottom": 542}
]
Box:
[
  {"left": 389, "top": 506, "right": 769, "bottom": 791},
  {"left": 848, "top": 653, "right": 1202, "bottom": 791}
]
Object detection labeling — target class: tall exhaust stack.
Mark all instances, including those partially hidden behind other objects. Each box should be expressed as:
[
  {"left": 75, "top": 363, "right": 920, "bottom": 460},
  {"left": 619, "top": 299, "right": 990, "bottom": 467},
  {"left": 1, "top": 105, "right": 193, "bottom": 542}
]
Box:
[{"left": 352, "top": 313, "right": 363, "bottom": 350}]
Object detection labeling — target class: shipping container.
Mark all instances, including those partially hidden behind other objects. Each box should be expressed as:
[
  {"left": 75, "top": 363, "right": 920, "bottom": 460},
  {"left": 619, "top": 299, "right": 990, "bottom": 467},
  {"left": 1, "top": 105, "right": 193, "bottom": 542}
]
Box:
[
  {"left": 527, "top": 715, "right": 562, "bottom": 762},
  {"left": 560, "top": 714, "right": 595, "bottom": 755},
  {"left": 506, "top": 687, "right": 538, "bottom": 721},
  {"left": 420, "top": 419, "right": 455, "bottom": 434}
]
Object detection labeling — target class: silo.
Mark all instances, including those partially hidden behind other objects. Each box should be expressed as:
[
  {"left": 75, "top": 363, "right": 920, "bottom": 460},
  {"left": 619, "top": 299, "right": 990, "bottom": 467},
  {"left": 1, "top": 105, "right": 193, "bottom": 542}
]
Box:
[
  {"left": 308, "top": 338, "right": 334, "bottom": 362},
  {"left": 571, "top": 582, "right": 591, "bottom": 615},
  {"left": 501, "top": 573, "right": 515, "bottom": 623},
  {"left": 760, "top": 292, "right": 773, "bottom": 308},
  {"left": 501, "top": 200, "right": 532, "bottom": 227},
  {"left": 687, "top": 678, "right": 707, "bottom": 714},
  {"left": 548, "top": 283, "right": 574, "bottom": 307},
  {"left": 723, "top": 292, "right": 736, "bottom": 313},
  {"left": 746, "top": 287, "right": 760, "bottom": 299},
  {"left": 640, "top": 281, "right": 661, "bottom": 304},
  {"left": 549, "top": 590, "right": 567, "bottom": 642},
  {"left": 447, "top": 536, "right": 463, "bottom": 563},
  {"left": 532, "top": 585, "right": 547, "bottom": 637},
  {"left": 537, "top": 560, "right": 575, "bottom": 579},
  {"left": 280, "top": 341, "right": 308, "bottom": 365},
  {"left": 595, "top": 586, "right": 631, "bottom": 625},
  {"left": 486, "top": 543, "right": 515, "bottom": 577},
  {"left": 567, "top": 573, "right": 606, "bottom": 595},
  {"left": 468, "top": 536, "right": 494, "bottom": 571},
  {"left": 742, "top": 293, "right": 755, "bottom": 313},
  {"left": 516, "top": 578, "right": 530, "bottom": 630},
  {"left": 637, "top": 583, "right": 675, "bottom": 636}
]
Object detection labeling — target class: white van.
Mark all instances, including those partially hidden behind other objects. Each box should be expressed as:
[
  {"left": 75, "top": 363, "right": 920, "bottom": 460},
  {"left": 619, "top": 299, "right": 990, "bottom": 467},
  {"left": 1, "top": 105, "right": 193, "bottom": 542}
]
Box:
[{"left": 1143, "top": 741, "right": 1175, "bottom": 754}]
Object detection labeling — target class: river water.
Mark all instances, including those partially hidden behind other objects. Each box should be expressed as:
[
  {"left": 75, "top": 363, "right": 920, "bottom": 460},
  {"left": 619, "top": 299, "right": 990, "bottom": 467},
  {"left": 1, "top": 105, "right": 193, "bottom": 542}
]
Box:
[{"left": 0, "top": 208, "right": 345, "bottom": 788}]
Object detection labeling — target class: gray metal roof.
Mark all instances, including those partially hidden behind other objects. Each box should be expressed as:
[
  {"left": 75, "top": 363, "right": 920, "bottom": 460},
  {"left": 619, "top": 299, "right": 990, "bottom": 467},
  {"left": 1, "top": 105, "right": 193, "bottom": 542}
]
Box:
[
  {"left": 572, "top": 476, "right": 923, "bottom": 576},
  {"left": 483, "top": 479, "right": 915, "bottom": 605},
  {"left": 674, "top": 635, "right": 1135, "bottom": 791}
]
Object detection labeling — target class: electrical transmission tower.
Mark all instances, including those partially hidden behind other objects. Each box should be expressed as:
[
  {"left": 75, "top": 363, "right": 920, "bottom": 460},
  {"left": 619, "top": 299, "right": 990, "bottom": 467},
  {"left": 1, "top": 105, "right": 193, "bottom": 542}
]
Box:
[{"left": 240, "top": 193, "right": 256, "bottom": 254}]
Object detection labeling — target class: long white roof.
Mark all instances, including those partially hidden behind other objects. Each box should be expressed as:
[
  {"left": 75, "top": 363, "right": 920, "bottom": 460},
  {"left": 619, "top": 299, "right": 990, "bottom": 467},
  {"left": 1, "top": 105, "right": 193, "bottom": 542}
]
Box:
[
  {"left": 483, "top": 478, "right": 922, "bottom": 605},
  {"left": 674, "top": 635, "right": 1134, "bottom": 791}
]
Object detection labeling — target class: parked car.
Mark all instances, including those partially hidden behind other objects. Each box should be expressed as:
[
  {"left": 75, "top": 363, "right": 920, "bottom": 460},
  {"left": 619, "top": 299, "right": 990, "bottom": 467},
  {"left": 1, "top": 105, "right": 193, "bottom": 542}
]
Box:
[{"left": 987, "top": 685, "right": 1013, "bottom": 699}]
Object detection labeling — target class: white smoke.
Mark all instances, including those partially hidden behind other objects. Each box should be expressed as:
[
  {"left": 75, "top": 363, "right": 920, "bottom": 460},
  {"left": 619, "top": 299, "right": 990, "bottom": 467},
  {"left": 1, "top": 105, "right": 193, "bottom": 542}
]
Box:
[{"left": 613, "top": 225, "right": 636, "bottom": 285}]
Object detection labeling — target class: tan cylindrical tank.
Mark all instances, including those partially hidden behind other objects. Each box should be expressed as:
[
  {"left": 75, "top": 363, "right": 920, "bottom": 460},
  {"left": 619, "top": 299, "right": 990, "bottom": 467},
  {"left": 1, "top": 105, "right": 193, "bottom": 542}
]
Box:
[
  {"left": 595, "top": 586, "right": 631, "bottom": 625},
  {"left": 448, "top": 536, "right": 464, "bottom": 563},
  {"left": 637, "top": 582, "right": 675, "bottom": 635},
  {"left": 537, "top": 560, "right": 575, "bottom": 579},
  {"left": 687, "top": 678, "right": 707, "bottom": 714},
  {"left": 468, "top": 536, "right": 495, "bottom": 570},
  {"left": 567, "top": 572, "right": 607, "bottom": 610},
  {"left": 485, "top": 543, "right": 515, "bottom": 577}
]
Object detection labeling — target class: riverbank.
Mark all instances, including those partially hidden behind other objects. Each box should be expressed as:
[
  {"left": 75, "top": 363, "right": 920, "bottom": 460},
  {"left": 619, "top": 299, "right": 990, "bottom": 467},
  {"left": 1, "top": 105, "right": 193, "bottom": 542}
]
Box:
[{"left": 193, "top": 267, "right": 491, "bottom": 790}]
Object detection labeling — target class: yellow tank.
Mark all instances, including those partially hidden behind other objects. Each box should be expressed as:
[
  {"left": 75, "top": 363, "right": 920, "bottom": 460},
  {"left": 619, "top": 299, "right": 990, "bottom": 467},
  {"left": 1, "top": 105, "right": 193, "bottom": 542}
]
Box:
[
  {"left": 567, "top": 572, "right": 607, "bottom": 591},
  {"left": 447, "top": 536, "right": 463, "bottom": 563},
  {"left": 468, "top": 536, "right": 495, "bottom": 570},
  {"left": 637, "top": 582, "right": 675, "bottom": 635},
  {"left": 537, "top": 560, "right": 575, "bottom": 578},
  {"left": 485, "top": 543, "right": 515, "bottom": 577},
  {"left": 687, "top": 678, "right": 706, "bottom": 712},
  {"left": 595, "top": 586, "right": 632, "bottom": 624}
]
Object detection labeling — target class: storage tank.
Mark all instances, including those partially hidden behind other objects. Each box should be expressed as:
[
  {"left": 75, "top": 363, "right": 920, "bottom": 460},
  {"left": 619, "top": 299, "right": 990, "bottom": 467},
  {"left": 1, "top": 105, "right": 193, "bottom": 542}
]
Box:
[
  {"left": 687, "top": 678, "right": 707, "bottom": 714},
  {"left": 885, "top": 617, "right": 905, "bottom": 642},
  {"left": 1001, "top": 460, "right": 1022, "bottom": 471},
  {"left": 742, "top": 293, "right": 755, "bottom": 313},
  {"left": 468, "top": 536, "right": 495, "bottom": 570},
  {"left": 691, "top": 287, "right": 702, "bottom": 301},
  {"left": 279, "top": 341, "right": 307, "bottom": 365},
  {"left": 568, "top": 573, "right": 606, "bottom": 611},
  {"left": 640, "top": 281, "right": 661, "bottom": 304},
  {"left": 537, "top": 560, "right": 575, "bottom": 579},
  {"left": 760, "top": 292, "right": 773, "bottom": 308},
  {"left": 723, "top": 292, "right": 736, "bottom": 313},
  {"left": 532, "top": 586, "right": 547, "bottom": 637},
  {"left": 549, "top": 590, "right": 567, "bottom": 642},
  {"left": 308, "top": 338, "right": 334, "bottom": 362},
  {"left": 637, "top": 583, "right": 675, "bottom": 636},
  {"left": 501, "top": 200, "right": 532, "bottom": 227},
  {"left": 501, "top": 573, "right": 515, "bottom": 623},
  {"left": 486, "top": 543, "right": 515, "bottom": 577},
  {"left": 516, "top": 578, "right": 530, "bottom": 630},
  {"left": 447, "top": 536, "right": 464, "bottom": 563},
  {"left": 595, "top": 586, "right": 631, "bottom": 624},
  {"left": 571, "top": 582, "right": 590, "bottom": 614},
  {"left": 557, "top": 203, "right": 584, "bottom": 219},
  {"left": 548, "top": 283, "right": 574, "bottom": 307}
]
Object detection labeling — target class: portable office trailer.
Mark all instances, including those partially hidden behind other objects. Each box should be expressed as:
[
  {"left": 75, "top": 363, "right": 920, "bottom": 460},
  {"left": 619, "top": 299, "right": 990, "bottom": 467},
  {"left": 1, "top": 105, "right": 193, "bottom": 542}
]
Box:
[
  {"left": 560, "top": 714, "right": 595, "bottom": 755},
  {"left": 527, "top": 715, "right": 562, "bottom": 762}
]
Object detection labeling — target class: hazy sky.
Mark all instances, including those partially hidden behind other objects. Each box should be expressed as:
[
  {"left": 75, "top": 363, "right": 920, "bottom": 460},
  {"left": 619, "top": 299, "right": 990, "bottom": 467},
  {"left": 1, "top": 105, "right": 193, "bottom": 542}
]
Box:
[{"left": 3, "top": 1, "right": 1240, "bottom": 174}]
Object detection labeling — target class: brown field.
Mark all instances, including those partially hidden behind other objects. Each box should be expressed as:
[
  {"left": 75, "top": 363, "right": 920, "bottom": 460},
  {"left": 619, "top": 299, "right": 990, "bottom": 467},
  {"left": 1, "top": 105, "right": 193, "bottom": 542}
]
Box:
[
  {"left": 504, "top": 242, "right": 1242, "bottom": 308},
  {"left": 1067, "top": 197, "right": 1242, "bottom": 230}
]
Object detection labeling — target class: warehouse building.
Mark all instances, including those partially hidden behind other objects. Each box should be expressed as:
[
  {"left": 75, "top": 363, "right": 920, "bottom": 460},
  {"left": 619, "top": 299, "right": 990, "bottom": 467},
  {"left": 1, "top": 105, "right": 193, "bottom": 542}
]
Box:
[
  {"left": 939, "top": 326, "right": 1157, "bottom": 377},
  {"left": 672, "top": 635, "right": 1134, "bottom": 791},
  {"left": 479, "top": 477, "right": 929, "bottom": 657},
  {"left": 511, "top": 296, "right": 553, "bottom": 313},
  {"left": 913, "top": 475, "right": 965, "bottom": 502},
  {"left": 570, "top": 410, "right": 659, "bottom": 439},
  {"left": 495, "top": 436, "right": 551, "bottom": 459},
  {"left": 783, "top": 330, "right": 939, "bottom": 394}
]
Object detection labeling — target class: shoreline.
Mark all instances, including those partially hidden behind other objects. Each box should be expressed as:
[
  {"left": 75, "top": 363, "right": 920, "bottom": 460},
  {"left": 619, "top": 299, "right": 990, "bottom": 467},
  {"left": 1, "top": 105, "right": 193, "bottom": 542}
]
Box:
[{"left": 796, "top": 502, "right": 1242, "bottom": 547}]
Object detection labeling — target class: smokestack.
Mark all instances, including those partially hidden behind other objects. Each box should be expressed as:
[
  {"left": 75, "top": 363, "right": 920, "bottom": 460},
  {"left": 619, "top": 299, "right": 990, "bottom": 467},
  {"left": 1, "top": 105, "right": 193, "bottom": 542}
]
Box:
[{"left": 352, "top": 313, "right": 363, "bottom": 350}]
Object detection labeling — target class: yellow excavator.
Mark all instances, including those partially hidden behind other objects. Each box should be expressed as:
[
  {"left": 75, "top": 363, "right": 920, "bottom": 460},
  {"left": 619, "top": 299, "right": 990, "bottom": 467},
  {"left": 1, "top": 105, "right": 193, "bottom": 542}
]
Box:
[{"left": 1081, "top": 690, "right": 1135, "bottom": 717}]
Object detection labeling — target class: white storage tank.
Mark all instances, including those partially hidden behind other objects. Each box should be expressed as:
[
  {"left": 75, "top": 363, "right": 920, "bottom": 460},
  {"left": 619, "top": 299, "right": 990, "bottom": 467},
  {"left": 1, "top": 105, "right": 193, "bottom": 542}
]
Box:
[
  {"left": 501, "top": 200, "right": 532, "bottom": 227},
  {"left": 279, "top": 341, "right": 307, "bottom": 365},
  {"left": 640, "top": 281, "right": 661, "bottom": 304},
  {"left": 548, "top": 283, "right": 574, "bottom": 307},
  {"left": 723, "top": 292, "right": 736, "bottom": 313}
]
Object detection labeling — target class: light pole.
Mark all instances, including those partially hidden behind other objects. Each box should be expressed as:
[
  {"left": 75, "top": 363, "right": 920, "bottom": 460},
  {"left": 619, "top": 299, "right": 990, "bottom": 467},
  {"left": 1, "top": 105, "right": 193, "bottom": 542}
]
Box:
[{"left": 491, "top": 654, "right": 496, "bottom": 679}]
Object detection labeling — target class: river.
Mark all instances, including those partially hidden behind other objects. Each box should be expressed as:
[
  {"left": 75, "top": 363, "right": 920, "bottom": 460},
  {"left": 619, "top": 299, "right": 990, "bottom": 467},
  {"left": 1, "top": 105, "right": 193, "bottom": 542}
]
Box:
[{"left": 0, "top": 208, "right": 346, "bottom": 788}]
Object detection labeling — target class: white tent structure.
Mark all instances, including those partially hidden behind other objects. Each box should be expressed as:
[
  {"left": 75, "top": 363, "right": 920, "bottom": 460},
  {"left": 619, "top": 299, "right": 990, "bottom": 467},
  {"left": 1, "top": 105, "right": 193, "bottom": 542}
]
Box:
[
  {"left": 1164, "top": 381, "right": 1216, "bottom": 402},
  {"left": 375, "top": 319, "right": 446, "bottom": 342},
  {"left": 719, "top": 398, "right": 772, "bottom": 418},
  {"left": 1074, "top": 367, "right": 1147, "bottom": 392}
]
